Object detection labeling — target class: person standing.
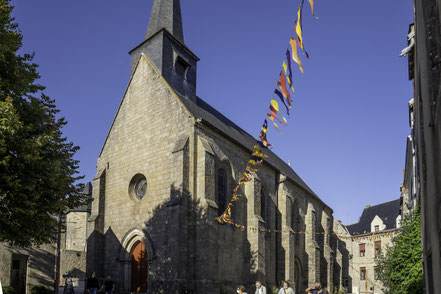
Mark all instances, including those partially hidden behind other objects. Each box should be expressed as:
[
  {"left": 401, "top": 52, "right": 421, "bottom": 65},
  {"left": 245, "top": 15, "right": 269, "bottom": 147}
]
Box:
[
  {"left": 255, "top": 281, "right": 267, "bottom": 294},
  {"left": 316, "top": 283, "right": 328, "bottom": 294},
  {"left": 237, "top": 285, "right": 248, "bottom": 294},
  {"left": 278, "top": 281, "right": 295, "bottom": 294},
  {"left": 100, "top": 276, "right": 115, "bottom": 294},
  {"left": 86, "top": 272, "right": 99, "bottom": 294}
]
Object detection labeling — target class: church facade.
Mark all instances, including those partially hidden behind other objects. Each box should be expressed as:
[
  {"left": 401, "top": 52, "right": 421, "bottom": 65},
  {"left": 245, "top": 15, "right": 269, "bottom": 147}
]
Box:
[{"left": 84, "top": 1, "right": 348, "bottom": 293}]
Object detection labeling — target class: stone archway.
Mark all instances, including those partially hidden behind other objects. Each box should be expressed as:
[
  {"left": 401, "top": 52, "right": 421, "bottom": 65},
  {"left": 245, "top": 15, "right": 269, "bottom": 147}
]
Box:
[{"left": 120, "top": 228, "right": 154, "bottom": 293}]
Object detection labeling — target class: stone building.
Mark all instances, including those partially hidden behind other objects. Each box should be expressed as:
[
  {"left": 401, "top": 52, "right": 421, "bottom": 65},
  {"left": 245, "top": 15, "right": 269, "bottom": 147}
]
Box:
[
  {"left": 400, "top": 0, "right": 441, "bottom": 293},
  {"left": 400, "top": 97, "right": 417, "bottom": 218},
  {"left": 0, "top": 243, "right": 56, "bottom": 294},
  {"left": 0, "top": 184, "right": 91, "bottom": 294},
  {"left": 343, "top": 199, "right": 401, "bottom": 294},
  {"left": 84, "top": 0, "right": 346, "bottom": 293}
]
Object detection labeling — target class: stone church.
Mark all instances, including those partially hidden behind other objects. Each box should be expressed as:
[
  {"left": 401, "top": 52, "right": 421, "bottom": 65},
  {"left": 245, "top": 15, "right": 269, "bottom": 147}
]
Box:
[
  {"left": 83, "top": 0, "right": 349, "bottom": 293},
  {"left": 0, "top": 1, "right": 351, "bottom": 294}
]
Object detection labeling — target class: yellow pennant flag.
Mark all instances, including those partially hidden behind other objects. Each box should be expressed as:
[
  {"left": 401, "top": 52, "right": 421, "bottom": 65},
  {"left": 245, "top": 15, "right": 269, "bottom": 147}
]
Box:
[
  {"left": 282, "top": 61, "right": 288, "bottom": 75},
  {"left": 270, "top": 99, "right": 288, "bottom": 123},
  {"left": 295, "top": 5, "right": 304, "bottom": 50},
  {"left": 289, "top": 37, "right": 304, "bottom": 74}
]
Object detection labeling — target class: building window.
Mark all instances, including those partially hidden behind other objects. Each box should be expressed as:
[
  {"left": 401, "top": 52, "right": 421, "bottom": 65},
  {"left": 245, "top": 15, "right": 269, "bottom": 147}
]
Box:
[
  {"left": 375, "top": 225, "right": 379, "bottom": 232},
  {"left": 260, "top": 189, "right": 266, "bottom": 221},
  {"left": 129, "top": 174, "right": 147, "bottom": 201},
  {"left": 216, "top": 168, "right": 227, "bottom": 216},
  {"left": 375, "top": 241, "right": 382, "bottom": 256},
  {"left": 360, "top": 267, "right": 366, "bottom": 280},
  {"left": 175, "top": 56, "right": 189, "bottom": 78},
  {"left": 374, "top": 267, "right": 379, "bottom": 280},
  {"left": 359, "top": 243, "right": 366, "bottom": 257},
  {"left": 326, "top": 218, "right": 331, "bottom": 244},
  {"left": 312, "top": 211, "right": 317, "bottom": 240},
  {"left": 291, "top": 200, "right": 300, "bottom": 244}
]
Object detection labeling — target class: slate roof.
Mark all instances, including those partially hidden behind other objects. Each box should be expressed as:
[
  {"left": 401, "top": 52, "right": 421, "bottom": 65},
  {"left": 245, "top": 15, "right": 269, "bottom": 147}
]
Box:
[
  {"left": 345, "top": 199, "right": 401, "bottom": 235},
  {"left": 67, "top": 182, "right": 92, "bottom": 213},
  {"left": 176, "top": 93, "right": 330, "bottom": 210}
]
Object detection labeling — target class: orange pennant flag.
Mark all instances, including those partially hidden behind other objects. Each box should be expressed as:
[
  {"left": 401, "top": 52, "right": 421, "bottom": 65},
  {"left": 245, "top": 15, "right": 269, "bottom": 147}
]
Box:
[{"left": 308, "top": 0, "right": 316, "bottom": 17}]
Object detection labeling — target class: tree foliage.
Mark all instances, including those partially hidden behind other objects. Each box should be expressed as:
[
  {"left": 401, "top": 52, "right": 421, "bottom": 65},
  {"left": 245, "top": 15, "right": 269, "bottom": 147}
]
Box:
[
  {"left": 0, "top": 0, "right": 87, "bottom": 247},
  {"left": 375, "top": 207, "right": 423, "bottom": 294}
]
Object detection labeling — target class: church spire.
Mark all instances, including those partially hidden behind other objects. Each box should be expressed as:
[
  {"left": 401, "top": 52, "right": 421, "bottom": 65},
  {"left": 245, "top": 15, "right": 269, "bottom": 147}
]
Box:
[
  {"left": 130, "top": 0, "right": 198, "bottom": 100},
  {"left": 145, "top": 0, "right": 184, "bottom": 43}
]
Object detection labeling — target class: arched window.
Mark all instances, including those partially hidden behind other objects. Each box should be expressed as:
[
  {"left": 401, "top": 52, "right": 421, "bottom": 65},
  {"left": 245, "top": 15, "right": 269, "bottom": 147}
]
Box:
[
  {"left": 175, "top": 56, "right": 189, "bottom": 78},
  {"left": 260, "top": 189, "right": 266, "bottom": 222},
  {"left": 292, "top": 200, "right": 300, "bottom": 244},
  {"left": 216, "top": 168, "right": 227, "bottom": 216},
  {"left": 291, "top": 199, "right": 296, "bottom": 229}
]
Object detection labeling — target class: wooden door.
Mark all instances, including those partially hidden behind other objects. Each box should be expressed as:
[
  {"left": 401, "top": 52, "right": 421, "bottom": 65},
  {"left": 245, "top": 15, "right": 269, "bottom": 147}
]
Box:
[
  {"left": 131, "top": 241, "right": 148, "bottom": 292},
  {"left": 10, "top": 255, "right": 27, "bottom": 294}
]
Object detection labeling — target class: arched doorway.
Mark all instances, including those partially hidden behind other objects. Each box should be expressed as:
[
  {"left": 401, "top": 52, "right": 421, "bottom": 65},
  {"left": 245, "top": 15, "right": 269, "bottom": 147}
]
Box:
[
  {"left": 131, "top": 241, "right": 148, "bottom": 292},
  {"left": 294, "top": 258, "right": 302, "bottom": 294}
]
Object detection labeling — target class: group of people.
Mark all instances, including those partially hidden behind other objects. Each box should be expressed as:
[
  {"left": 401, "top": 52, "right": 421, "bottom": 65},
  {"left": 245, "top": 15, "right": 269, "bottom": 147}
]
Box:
[
  {"left": 87, "top": 273, "right": 328, "bottom": 294},
  {"left": 86, "top": 273, "right": 115, "bottom": 294},
  {"left": 236, "top": 280, "right": 329, "bottom": 294}
]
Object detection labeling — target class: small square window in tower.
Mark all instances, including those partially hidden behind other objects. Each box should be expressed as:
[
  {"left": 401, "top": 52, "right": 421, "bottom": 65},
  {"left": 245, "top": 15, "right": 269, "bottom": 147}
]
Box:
[{"left": 175, "top": 56, "right": 189, "bottom": 78}]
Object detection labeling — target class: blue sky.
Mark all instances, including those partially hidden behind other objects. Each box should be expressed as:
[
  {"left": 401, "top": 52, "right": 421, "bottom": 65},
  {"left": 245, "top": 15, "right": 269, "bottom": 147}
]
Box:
[{"left": 11, "top": 0, "right": 414, "bottom": 225}]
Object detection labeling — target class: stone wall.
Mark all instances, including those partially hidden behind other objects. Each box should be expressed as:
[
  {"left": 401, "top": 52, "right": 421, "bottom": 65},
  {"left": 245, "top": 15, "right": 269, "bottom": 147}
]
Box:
[
  {"left": 345, "top": 231, "right": 398, "bottom": 294},
  {"left": 0, "top": 243, "right": 56, "bottom": 294},
  {"left": 409, "top": 1, "right": 441, "bottom": 293},
  {"left": 87, "top": 54, "right": 195, "bottom": 293}
]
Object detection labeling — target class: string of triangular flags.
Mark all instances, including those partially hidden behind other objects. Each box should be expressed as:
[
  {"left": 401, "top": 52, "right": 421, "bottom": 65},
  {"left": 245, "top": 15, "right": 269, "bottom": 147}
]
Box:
[
  {"left": 214, "top": 0, "right": 314, "bottom": 225},
  {"left": 220, "top": 224, "right": 400, "bottom": 241}
]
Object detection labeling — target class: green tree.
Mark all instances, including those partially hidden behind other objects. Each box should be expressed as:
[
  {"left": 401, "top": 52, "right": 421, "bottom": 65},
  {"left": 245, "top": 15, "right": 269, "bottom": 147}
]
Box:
[
  {"left": 0, "top": 0, "right": 87, "bottom": 247},
  {"left": 375, "top": 207, "right": 423, "bottom": 294}
]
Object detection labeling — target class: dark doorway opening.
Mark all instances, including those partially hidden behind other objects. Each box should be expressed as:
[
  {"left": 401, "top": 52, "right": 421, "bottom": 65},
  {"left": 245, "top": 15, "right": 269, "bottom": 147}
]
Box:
[
  {"left": 131, "top": 241, "right": 148, "bottom": 292},
  {"left": 10, "top": 254, "right": 28, "bottom": 294}
]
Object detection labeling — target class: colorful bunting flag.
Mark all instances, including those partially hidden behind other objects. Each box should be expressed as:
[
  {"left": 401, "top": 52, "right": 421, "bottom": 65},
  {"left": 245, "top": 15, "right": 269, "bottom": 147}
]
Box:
[{"left": 214, "top": 0, "right": 315, "bottom": 226}]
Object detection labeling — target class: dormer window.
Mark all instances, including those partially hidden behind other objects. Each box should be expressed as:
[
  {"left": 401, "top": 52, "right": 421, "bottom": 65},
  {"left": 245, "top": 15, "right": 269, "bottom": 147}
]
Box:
[
  {"left": 175, "top": 56, "right": 189, "bottom": 78},
  {"left": 375, "top": 225, "right": 379, "bottom": 232}
]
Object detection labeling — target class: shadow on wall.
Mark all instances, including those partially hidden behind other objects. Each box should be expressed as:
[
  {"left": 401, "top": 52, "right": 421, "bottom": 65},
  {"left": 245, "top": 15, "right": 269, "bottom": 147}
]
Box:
[
  {"left": 87, "top": 185, "right": 258, "bottom": 294},
  {"left": 7, "top": 245, "right": 56, "bottom": 291},
  {"left": 339, "top": 240, "right": 351, "bottom": 292}
]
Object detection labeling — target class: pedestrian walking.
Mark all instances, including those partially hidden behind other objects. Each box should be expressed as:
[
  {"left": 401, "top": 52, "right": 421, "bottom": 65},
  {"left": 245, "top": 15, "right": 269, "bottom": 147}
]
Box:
[
  {"left": 255, "top": 281, "right": 267, "bottom": 294},
  {"left": 278, "top": 281, "right": 294, "bottom": 294},
  {"left": 100, "top": 276, "right": 115, "bottom": 294},
  {"left": 237, "top": 285, "right": 247, "bottom": 294},
  {"left": 86, "top": 272, "right": 99, "bottom": 294},
  {"left": 306, "top": 284, "right": 318, "bottom": 294},
  {"left": 316, "top": 283, "right": 328, "bottom": 294}
]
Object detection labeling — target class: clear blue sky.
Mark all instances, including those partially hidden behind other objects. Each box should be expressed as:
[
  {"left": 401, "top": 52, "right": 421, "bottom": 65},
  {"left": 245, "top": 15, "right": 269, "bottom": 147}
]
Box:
[{"left": 11, "top": 0, "right": 414, "bottom": 225}]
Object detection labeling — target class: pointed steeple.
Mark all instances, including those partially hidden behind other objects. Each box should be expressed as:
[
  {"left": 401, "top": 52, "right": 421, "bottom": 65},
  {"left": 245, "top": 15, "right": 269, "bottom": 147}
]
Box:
[
  {"left": 145, "top": 0, "right": 184, "bottom": 43},
  {"left": 129, "top": 0, "right": 199, "bottom": 100}
]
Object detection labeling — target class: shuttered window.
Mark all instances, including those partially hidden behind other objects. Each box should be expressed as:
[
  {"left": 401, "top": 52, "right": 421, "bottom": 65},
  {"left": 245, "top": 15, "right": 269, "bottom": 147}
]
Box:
[
  {"left": 375, "top": 241, "right": 382, "bottom": 256},
  {"left": 360, "top": 267, "right": 366, "bottom": 280},
  {"left": 359, "top": 243, "right": 366, "bottom": 257}
]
